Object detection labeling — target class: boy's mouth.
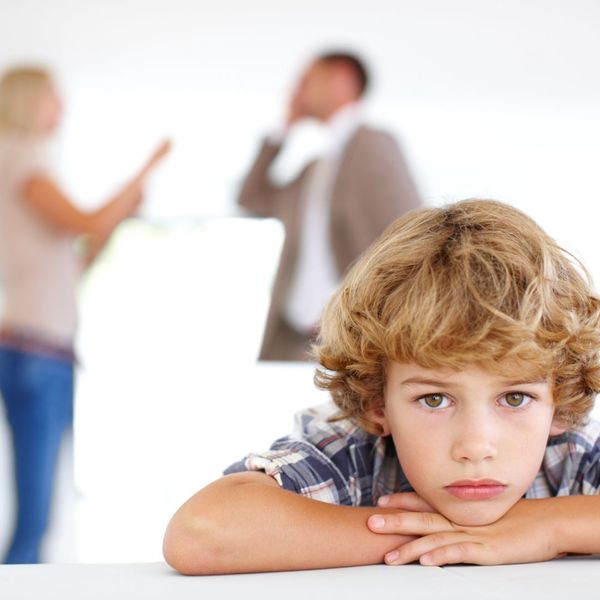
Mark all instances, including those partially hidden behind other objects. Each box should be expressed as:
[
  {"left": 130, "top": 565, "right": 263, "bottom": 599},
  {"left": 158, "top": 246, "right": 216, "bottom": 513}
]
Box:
[{"left": 444, "top": 479, "right": 506, "bottom": 500}]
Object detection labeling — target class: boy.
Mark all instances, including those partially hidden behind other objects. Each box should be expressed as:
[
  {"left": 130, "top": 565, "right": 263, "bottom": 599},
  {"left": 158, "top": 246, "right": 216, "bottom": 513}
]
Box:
[{"left": 163, "top": 199, "right": 600, "bottom": 575}]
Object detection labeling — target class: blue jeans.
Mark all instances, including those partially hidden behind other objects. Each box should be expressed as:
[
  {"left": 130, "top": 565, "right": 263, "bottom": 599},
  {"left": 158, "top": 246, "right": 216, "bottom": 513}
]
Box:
[{"left": 0, "top": 346, "right": 74, "bottom": 564}]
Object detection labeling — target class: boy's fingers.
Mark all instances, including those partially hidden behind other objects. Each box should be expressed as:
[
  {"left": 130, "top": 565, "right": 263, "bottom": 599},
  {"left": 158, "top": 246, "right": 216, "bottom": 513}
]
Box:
[
  {"left": 384, "top": 533, "right": 476, "bottom": 566},
  {"left": 368, "top": 511, "right": 455, "bottom": 535},
  {"left": 419, "top": 541, "right": 485, "bottom": 566},
  {"left": 377, "top": 492, "right": 434, "bottom": 512}
]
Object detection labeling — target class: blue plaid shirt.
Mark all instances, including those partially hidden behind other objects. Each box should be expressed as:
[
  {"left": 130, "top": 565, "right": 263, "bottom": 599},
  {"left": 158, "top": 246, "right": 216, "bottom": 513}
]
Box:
[{"left": 225, "top": 403, "right": 600, "bottom": 505}]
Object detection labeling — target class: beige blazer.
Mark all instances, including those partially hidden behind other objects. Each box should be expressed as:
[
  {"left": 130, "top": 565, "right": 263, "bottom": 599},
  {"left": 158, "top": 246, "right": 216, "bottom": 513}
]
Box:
[{"left": 239, "top": 125, "right": 421, "bottom": 361}]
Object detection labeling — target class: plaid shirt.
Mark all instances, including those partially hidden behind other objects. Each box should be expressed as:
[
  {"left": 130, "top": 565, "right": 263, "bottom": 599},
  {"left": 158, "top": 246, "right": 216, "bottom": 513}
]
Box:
[{"left": 225, "top": 403, "right": 600, "bottom": 506}]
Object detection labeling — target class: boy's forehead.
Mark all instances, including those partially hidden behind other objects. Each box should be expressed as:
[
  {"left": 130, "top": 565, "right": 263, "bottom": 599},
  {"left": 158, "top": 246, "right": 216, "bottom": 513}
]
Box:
[
  {"left": 476, "top": 357, "right": 549, "bottom": 381},
  {"left": 387, "top": 359, "right": 549, "bottom": 384}
]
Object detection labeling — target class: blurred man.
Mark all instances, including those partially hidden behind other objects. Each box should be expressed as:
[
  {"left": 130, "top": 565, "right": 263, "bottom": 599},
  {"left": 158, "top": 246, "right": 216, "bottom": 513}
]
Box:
[{"left": 239, "top": 51, "right": 420, "bottom": 361}]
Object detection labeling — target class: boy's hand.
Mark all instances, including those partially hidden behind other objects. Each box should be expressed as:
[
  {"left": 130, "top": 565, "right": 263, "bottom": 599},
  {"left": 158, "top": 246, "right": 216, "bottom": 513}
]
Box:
[{"left": 368, "top": 493, "right": 564, "bottom": 566}]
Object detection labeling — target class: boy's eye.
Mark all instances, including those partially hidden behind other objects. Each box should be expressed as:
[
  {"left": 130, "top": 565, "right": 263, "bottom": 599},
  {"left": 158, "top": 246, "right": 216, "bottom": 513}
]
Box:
[
  {"left": 500, "top": 392, "right": 532, "bottom": 408},
  {"left": 418, "top": 394, "right": 450, "bottom": 409}
]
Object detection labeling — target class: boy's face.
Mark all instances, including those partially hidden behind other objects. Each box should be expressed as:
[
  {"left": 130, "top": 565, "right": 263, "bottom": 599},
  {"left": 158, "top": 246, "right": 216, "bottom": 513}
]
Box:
[{"left": 371, "top": 361, "right": 558, "bottom": 527}]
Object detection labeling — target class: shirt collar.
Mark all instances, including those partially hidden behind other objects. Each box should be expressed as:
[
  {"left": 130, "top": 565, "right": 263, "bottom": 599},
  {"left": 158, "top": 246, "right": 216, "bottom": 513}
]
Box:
[{"left": 324, "top": 102, "right": 361, "bottom": 154}]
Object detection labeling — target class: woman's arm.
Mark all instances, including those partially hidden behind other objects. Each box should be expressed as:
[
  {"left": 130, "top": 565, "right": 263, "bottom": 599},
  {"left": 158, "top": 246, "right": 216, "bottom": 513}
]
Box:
[
  {"left": 22, "top": 139, "right": 171, "bottom": 240},
  {"left": 163, "top": 471, "right": 413, "bottom": 575},
  {"left": 22, "top": 176, "right": 139, "bottom": 239}
]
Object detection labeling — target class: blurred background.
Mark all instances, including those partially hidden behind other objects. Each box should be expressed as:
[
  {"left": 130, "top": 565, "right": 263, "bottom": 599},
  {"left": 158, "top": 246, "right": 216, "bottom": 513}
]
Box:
[{"left": 0, "top": 0, "right": 599, "bottom": 563}]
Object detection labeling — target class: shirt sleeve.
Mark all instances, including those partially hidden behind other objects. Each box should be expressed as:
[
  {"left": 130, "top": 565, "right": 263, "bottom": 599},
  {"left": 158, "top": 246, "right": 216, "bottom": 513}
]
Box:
[
  {"left": 224, "top": 436, "right": 356, "bottom": 505},
  {"left": 223, "top": 406, "right": 382, "bottom": 506},
  {"left": 539, "top": 420, "right": 600, "bottom": 496},
  {"left": 580, "top": 434, "right": 600, "bottom": 494}
]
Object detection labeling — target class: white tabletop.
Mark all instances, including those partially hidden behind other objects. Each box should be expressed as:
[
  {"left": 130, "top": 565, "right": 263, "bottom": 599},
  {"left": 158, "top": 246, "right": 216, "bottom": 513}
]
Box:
[{"left": 1, "top": 557, "right": 598, "bottom": 600}]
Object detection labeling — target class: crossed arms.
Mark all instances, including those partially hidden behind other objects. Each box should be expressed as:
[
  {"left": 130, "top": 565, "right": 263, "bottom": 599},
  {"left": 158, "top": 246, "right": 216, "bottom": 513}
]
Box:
[{"left": 163, "top": 471, "right": 600, "bottom": 575}]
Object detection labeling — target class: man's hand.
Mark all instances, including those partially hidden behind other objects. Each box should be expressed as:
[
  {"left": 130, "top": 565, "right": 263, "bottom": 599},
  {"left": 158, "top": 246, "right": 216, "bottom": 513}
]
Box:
[
  {"left": 367, "top": 493, "right": 564, "bottom": 566},
  {"left": 285, "top": 90, "right": 305, "bottom": 129}
]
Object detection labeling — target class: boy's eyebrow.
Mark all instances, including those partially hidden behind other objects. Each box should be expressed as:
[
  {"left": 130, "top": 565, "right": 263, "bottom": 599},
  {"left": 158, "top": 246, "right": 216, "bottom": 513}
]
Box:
[
  {"left": 498, "top": 378, "right": 548, "bottom": 386},
  {"left": 400, "top": 377, "right": 548, "bottom": 387},
  {"left": 400, "top": 378, "right": 454, "bottom": 387}
]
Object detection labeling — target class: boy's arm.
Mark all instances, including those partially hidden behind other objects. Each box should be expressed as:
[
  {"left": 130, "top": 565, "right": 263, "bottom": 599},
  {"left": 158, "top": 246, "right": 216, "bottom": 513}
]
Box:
[
  {"left": 366, "top": 493, "right": 600, "bottom": 566},
  {"left": 163, "top": 471, "right": 413, "bottom": 575}
]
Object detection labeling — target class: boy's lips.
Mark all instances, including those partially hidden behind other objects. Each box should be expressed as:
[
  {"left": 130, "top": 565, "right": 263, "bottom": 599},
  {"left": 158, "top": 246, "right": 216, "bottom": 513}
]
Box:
[{"left": 445, "top": 479, "right": 506, "bottom": 500}]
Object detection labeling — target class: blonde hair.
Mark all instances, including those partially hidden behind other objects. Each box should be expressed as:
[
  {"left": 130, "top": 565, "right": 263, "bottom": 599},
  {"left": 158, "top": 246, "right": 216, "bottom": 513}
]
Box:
[
  {"left": 314, "top": 199, "right": 600, "bottom": 433},
  {"left": 0, "top": 66, "right": 53, "bottom": 134}
]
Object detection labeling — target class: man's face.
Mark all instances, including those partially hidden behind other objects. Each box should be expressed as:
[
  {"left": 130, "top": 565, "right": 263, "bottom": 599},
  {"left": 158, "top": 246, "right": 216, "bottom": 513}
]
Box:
[
  {"left": 372, "top": 361, "right": 557, "bottom": 526},
  {"left": 293, "top": 61, "right": 333, "bottom": 120}
]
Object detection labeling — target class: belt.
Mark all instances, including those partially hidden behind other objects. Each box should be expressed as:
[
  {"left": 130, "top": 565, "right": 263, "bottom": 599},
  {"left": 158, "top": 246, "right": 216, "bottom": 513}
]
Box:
[{"left": 0, "top": 327, "right": 76, "bottom": 363}]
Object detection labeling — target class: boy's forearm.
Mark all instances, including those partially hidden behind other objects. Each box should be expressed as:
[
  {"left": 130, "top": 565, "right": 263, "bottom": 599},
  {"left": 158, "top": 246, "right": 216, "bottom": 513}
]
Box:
[
  {"left": 555, "top": 495, "right": 600, "bottom": 555},
  {"left": 163, "top": 472, "right": 412, "bottom": 575}
]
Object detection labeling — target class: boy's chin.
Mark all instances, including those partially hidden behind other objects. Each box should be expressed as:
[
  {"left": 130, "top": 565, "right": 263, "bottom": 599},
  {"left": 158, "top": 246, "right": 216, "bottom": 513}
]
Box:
[{"left": 438, "top": 502, "right": 510, "bottom": 527}]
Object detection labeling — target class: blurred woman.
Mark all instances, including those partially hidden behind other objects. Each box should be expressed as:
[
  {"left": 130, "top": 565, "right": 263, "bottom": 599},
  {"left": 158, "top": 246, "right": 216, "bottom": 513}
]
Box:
[{"left": 0, "top": 66, "right": 169, "bottom": 563}]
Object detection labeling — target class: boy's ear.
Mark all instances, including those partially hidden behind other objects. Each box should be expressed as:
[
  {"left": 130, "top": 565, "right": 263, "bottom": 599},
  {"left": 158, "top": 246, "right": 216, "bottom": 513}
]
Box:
[
  {"left": 549, "top": 419, "right": 567, "bottom": 436},
  {"left": 366, "top": 404, "right": 391, "bottom": 436}
]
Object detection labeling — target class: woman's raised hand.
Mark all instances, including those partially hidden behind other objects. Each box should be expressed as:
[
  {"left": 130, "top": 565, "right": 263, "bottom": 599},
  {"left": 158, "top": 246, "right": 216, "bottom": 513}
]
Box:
[{"left": 138, "top": 139, "right": 172, "bottom": 180}]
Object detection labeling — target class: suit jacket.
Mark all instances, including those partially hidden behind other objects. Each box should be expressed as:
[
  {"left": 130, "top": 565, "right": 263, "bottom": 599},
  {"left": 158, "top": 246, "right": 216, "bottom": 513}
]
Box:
[{"left": 239, "top": 125, "right": 421, "bottom": 361}]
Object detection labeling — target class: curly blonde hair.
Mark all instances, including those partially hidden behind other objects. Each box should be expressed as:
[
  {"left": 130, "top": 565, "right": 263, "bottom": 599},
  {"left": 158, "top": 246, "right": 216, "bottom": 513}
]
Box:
[{"left": 314, "top": 199, "right": 600, "bottom": 433}]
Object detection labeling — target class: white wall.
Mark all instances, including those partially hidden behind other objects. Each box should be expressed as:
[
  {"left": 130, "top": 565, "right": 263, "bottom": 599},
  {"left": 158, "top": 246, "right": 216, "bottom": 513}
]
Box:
[
  {"left": 1, "top": 1, "right": 599, "bottom": 236},
  {"left": 2, "top": 0, "right": 599, "bottom": 275}
]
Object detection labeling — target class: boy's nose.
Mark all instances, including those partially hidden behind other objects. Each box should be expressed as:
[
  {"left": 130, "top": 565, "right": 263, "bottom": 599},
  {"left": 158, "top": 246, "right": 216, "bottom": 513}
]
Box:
[{"left": 450, "top": 416, "right": 498, "bottom": 463}]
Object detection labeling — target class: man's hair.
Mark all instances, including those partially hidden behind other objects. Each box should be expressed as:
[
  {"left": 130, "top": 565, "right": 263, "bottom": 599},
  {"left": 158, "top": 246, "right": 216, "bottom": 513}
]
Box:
[
  {"left": 318, "top": 51, "right": 369, "bottom": 97},
  {"left": 314, "top": 199, "right": 600, "bottom": 433}
]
